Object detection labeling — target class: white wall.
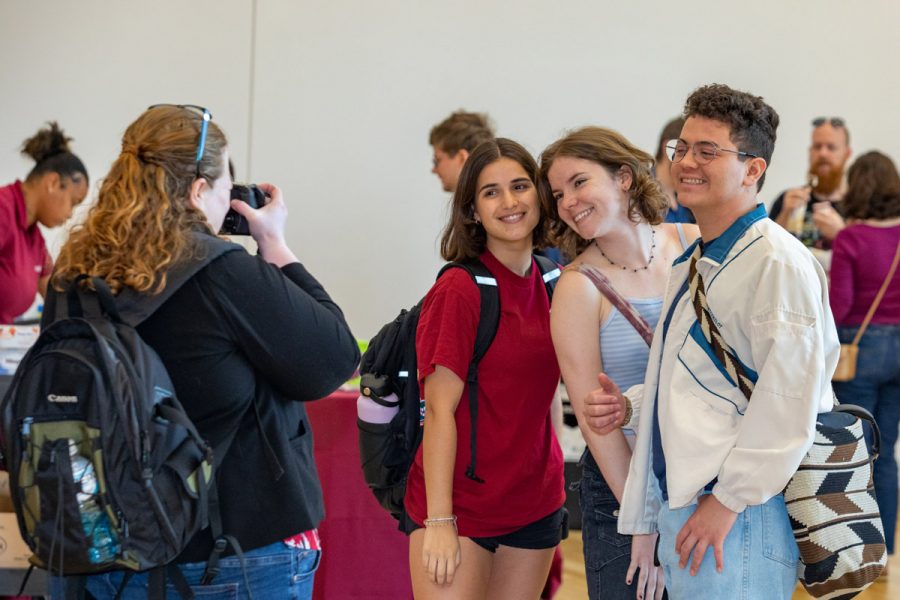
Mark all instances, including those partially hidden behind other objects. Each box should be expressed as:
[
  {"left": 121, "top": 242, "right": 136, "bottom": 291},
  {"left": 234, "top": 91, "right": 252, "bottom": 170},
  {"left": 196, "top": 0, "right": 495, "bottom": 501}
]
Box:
[{"left": 2, "top": 0, "right": 899, "bottom": 339}]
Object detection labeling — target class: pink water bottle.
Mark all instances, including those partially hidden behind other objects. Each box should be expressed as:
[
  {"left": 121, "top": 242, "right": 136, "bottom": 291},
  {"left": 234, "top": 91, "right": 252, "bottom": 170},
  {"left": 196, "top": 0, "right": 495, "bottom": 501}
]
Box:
[{"left": 357, "top": 392, "right": 400, "bottom": 424}]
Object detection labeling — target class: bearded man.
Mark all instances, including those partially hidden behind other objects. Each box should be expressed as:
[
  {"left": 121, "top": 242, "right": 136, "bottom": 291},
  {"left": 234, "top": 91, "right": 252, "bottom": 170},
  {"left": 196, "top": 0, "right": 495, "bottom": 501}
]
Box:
[{"left": 770, "top": 117, "right": 852, "bottom": 251}]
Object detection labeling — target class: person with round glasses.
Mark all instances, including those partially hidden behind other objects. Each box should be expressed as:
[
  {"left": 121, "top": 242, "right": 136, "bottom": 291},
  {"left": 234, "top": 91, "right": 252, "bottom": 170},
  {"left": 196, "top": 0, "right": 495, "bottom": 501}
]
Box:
[
  {"left": 47, "top": 104, "right": 360, "bottom": 599},
  {"left": 582, "top": 84, "right": 838, "bottom": 599},
  {"left": 0, "top": 122, "right": 88, "bottom": 324}
]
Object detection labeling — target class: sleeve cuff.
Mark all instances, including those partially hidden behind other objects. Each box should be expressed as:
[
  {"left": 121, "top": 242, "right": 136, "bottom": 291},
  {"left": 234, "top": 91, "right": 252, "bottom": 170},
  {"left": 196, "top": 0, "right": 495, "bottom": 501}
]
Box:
[
  {"left": 623, "top": 384, "right": 643, "bottom": 429},
  {"left": 712, "top": 482, "right": 747, "bottom": 514}
]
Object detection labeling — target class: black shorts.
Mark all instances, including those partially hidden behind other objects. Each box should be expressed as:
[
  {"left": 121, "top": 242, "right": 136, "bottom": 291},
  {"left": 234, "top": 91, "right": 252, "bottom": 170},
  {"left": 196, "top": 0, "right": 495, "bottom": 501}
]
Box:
[{"left": 403, "top": 507, "right": 568, "bottom": 554}]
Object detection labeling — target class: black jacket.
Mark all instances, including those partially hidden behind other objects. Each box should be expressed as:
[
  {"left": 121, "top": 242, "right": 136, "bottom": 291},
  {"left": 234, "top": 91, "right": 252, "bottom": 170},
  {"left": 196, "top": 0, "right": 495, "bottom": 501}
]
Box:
[{"left": 50, "top": 241, "right": 360, "bottom": 562}]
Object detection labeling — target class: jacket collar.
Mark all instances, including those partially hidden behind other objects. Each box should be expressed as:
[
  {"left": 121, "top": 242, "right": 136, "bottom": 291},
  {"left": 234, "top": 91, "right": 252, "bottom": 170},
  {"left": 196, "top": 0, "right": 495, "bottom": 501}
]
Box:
[{"left": 673, "top": 203, "right": 766, "bottom": 267}]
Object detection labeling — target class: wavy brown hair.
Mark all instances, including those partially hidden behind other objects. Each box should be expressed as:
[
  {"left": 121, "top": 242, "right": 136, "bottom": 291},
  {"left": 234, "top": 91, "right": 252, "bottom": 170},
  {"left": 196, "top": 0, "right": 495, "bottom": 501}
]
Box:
[
  {"left": 440, "top": 138, "right": 552, "bottom": 262},
  {"left": 54, "top": 105, "right": 227, "bottom": 294},
  {"left": 539, "top": 126, "right": 668, "bottom": 260},
  {"left": 842, "top": 151, "right": 900, "bottom": 221}
]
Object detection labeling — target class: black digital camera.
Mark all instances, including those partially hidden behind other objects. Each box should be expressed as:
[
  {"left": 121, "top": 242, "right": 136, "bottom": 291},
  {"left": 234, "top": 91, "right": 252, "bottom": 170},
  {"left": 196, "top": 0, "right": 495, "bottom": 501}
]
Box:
[{"left": 220, "top": 184, "right": 268, "bottom": 236}]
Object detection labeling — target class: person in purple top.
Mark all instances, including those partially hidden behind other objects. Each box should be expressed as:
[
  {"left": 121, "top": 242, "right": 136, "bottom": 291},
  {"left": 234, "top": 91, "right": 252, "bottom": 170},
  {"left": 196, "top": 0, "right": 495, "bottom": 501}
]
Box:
[{"left": 830, "top": 150, "right": 900, "bottom": 564}]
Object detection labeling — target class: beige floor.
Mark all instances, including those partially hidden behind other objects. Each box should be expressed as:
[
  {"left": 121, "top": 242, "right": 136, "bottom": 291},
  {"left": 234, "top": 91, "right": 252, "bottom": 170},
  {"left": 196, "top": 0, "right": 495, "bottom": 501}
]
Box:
[{"left": 556, "top": 529, "right": 898, "bottom": 600}]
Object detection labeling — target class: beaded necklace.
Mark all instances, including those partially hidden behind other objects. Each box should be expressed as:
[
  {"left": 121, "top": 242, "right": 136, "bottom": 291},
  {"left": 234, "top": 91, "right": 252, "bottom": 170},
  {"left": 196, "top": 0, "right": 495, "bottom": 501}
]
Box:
[{"left": 594, "top": 227, "right": 656, "bottom": 273}]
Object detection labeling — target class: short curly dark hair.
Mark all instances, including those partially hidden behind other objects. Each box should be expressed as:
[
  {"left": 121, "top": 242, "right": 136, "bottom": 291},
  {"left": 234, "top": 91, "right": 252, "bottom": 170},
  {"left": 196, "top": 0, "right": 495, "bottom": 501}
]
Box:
[{"left": 683, "top": 84, "right": 779, "bottom": 191}]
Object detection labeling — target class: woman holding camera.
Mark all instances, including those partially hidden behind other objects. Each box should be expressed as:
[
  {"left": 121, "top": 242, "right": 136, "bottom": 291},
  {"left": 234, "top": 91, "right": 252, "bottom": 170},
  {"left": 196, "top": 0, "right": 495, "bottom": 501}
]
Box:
[
  {"left": 49, "top": 105, "right": 360, "bottom": 598},
  {"left": 0, "top": 122, "right": 88, "bottom": 323}
]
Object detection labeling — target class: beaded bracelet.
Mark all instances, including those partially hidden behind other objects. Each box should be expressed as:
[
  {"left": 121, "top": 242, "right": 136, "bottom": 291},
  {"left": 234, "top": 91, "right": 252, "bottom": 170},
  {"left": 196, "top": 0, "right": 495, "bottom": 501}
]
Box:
[
  {"left": 424, "top": 515, "right": 457, "bottom": 527},
  {"left": 622, "top": 396, "right": 633, "bottom": 427}
]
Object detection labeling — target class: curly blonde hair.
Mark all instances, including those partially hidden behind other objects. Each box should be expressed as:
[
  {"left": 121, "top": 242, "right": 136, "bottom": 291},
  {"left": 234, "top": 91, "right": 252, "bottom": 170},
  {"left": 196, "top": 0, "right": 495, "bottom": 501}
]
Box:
[
  {"left": 539, "top": 126, "right": 668, "bottom": 260},
  {"left": 54, "top": 106, "right": 227, "bottom": 294}
]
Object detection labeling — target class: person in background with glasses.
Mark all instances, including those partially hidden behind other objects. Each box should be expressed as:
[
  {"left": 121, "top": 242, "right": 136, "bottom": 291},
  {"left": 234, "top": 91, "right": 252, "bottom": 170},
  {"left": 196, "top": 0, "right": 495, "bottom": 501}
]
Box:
[
  {"left": 830, "top": 151, "right": 900, "bottom": 577},
  {"left": 653, "top": 116, "right": 695, "bottom": 224},
  {"left": 429, "top": 110, "right": 495, "bottom": 194},
  {"left": 769, "top": 117, "right": 853, "bottom": 261},
  {"left": 581, "top": 84, "right": 839, "bottom": 599},
  {"left": 0, "top": 122, "right": 88, "bottom": 324},
  {"left": 48, "top": 104, "right": 360, "bottom": 599}
]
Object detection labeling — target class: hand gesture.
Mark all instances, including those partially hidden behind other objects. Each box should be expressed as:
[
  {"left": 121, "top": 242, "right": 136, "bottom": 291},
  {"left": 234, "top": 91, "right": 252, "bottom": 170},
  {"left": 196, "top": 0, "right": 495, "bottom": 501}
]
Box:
[
  {"left": 811, "top": 202, "right": 846, "bottom": 241},
  {"left": 228, "top": 183, "right": 288, "bottom": 248},
  {"left": 627, "top": 533, "right": 666, "bottom": 600},
  {"left": 583, "top": 373, "right": 626, "bottom": 435},
  {"left": 674, "top": 494, "right": 738, "bottom": 576},
  {"left": 422, "top": 523, "right": 461, "bottom": 586},
  {"left": 782, "top": 186, "right": 811, "bottom": 213}
]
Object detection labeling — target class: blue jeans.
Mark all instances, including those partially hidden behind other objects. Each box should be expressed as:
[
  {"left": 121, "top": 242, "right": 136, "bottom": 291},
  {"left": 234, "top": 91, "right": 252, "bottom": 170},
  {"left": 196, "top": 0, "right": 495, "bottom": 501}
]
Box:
[
  {"left": 578, "top": 451, "right": 638, "bottom": 600},
  {"left": 833, "top": 323, "right": 900, "bottom": 554},
  {"left": 52, "top": 541, "right": 321, "bottom": 599},
  {"left": 656, "top": 494, "right": 798, "bottom": 600}
]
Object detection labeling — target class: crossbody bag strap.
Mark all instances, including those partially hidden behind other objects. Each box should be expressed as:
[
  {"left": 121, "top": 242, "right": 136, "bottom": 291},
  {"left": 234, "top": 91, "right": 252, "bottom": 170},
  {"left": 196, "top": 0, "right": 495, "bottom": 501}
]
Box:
[
  {"left": 849, "top": 238, "right": 900, "bottom": 347},
  {"left": 572, "top": 263, "right": 653, "bottom": 347},
  {"left": 688, "top": 246, "right": 754, "bottom": 401}
]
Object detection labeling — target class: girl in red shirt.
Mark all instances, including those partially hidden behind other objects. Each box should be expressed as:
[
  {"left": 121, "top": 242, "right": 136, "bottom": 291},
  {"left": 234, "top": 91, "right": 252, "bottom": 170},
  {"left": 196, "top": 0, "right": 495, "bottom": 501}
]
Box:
[
  {"left": 404, "top": 138, "right": 566, "bottom": 598},
  {"left": 0, "top": 122, "right": 88, "bottom": 323}
]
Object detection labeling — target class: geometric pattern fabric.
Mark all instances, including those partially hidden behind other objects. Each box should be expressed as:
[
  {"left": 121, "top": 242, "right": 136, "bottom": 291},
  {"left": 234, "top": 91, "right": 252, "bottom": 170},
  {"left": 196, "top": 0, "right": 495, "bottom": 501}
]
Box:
[{"left": 688, "top": 251, "right": 886, "bottom": 598}]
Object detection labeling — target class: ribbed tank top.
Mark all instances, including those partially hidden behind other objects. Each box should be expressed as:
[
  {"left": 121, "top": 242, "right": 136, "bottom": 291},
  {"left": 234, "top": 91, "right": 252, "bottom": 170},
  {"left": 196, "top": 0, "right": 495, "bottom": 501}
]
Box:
[{"left": 599, "top": 297, "right": 663, "bottom": 391}]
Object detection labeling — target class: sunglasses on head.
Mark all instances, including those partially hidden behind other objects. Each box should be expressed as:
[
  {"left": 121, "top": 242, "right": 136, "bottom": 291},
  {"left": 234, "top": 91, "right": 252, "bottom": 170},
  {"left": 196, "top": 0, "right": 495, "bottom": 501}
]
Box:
[
  {"left": 147, "top": 104, "right": 213, "bottom": 179},
  {"left": 812, "top": 117, "right": 845, "bottom": 129}
]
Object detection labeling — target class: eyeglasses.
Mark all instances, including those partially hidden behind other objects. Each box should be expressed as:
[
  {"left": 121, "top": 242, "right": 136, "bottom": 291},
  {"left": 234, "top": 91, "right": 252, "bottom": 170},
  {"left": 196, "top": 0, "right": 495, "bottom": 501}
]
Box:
[
  {"left": 147, "top": 104, "right": 213, "bottom": 178},
  {"left": 812, "top": 117, "right": 846, "bottom": 129},
  {"left": 665, "top": 139, "right": 758, "bottom": 165}
]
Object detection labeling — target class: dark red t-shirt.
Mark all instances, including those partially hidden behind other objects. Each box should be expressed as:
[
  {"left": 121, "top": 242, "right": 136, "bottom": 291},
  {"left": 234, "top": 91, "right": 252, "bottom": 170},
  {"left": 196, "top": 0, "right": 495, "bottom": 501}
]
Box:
[
  {"left": 0, "top": 181, "right": 51, "bottom": 323},
  {"left": 404, "top": 250, "right": 565, "bottom": 537}
]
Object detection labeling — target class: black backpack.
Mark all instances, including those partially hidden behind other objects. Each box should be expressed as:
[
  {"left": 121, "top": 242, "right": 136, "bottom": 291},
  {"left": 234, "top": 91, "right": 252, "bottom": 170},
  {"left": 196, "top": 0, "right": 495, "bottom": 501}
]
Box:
[
  {"left": 0, "top": 233, "right": 241, "bottom": 594},
  {"left": 357, "top": 255, "right": 560, "bottom": 519}
]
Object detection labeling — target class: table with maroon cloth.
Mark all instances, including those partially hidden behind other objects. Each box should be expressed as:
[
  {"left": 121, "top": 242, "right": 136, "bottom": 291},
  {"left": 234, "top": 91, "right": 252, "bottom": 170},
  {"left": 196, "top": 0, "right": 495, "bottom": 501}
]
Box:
[
  {"left": 306, "top": 389, "right": 563, "bottom": 600},
  {"left": 307, "top": 389, "right": 413, "bottom": 600}
]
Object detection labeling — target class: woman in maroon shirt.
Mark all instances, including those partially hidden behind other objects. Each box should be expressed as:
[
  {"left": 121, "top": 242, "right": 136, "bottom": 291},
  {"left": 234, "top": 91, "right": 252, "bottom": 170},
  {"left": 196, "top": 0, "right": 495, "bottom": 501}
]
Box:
[
  {"left": 830, "top": 150, "right": 900, "bottom": 561},
  {"left": 0, "top": 122, "right": 88, "bottom": 322},
  {"left": 404, "top": 139, "right": 566, "bottom": 598}
]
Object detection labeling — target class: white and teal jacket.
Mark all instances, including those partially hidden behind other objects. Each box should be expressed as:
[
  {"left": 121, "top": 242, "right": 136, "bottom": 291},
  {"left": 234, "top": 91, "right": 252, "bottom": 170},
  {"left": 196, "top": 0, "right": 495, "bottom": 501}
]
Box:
[{"left": 618, "top": 204, "right": 839, "bottom": 534}]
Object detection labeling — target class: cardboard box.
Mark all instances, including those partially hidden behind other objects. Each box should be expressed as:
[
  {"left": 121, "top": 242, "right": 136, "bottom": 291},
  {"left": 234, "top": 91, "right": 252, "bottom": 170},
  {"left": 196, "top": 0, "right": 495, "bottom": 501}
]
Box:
[
  {"left": 0, "top": 512, "right": 30, "bottom": 569},
  {"left": 0, "top": 512, "right": 48, "bottom": 596},
  {"left": 0, "top": 472, "right": 12, "bottom": 513}
]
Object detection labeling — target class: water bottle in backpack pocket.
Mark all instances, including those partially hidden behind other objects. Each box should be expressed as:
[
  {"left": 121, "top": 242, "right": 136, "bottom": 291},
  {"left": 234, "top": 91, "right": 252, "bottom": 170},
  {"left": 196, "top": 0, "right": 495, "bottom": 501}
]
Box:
[
  {"left": 356, "top": 256, "right": 560, "bottom": 520},
  {"left": 21, "top": 423, "right": 123, "bottom": 572}
]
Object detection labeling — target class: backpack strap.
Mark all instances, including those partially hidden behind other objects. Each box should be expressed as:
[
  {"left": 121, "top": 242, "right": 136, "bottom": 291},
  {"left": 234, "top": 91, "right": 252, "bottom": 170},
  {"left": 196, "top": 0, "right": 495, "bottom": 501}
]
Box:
[
  {"left": 437, "top": 259, "right": 499, "bottom": 483},
  {"left": 436, "top": 255, "right": 557, "bottom": 483},
  {"left": 533, "top": 254, "right": 562, "bottom": 300}
]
